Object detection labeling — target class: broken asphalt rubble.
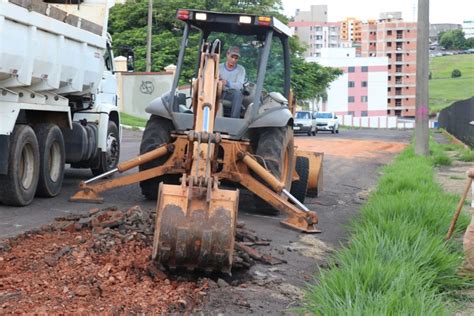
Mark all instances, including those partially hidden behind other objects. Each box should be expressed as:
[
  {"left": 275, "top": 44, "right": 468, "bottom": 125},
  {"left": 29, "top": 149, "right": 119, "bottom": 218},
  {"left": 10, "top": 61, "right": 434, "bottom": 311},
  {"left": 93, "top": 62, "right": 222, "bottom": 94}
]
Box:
[{"left": 0, "top": 205, "right": 286, "bottom": 313}]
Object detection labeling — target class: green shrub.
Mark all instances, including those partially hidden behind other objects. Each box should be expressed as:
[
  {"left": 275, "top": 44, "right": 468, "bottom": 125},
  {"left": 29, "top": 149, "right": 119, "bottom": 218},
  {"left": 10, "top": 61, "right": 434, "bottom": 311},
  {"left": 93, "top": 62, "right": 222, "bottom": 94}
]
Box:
[
  {"left": 458, "top": 149, "right": 474, "bottom": 162},
  {"left": 451, "top": 69, "right": 462, "bottom": 78}
]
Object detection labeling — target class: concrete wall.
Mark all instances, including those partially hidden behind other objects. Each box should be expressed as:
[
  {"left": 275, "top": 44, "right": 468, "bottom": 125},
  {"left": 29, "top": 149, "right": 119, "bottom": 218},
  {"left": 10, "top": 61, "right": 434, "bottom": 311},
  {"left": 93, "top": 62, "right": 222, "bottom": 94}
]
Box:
[{"left": 117, "top": 72, "right": 174, "bottom": 119}]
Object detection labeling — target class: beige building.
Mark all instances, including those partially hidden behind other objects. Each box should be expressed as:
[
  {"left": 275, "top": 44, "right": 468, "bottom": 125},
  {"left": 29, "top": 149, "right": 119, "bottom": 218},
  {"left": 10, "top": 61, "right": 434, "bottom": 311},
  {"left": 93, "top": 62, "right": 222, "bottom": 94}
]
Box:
[
  {"left": 294, "top": 5, "right": 328, "bottom": 23},
  {"left": 290, "top": 5, "right": 338, "bottom": 58},
  {"left": 341, "top": 17, "right": 363, "bottom": 43},
  {"left": 361, "top": 13, "right": 417, "bottom": 117}
]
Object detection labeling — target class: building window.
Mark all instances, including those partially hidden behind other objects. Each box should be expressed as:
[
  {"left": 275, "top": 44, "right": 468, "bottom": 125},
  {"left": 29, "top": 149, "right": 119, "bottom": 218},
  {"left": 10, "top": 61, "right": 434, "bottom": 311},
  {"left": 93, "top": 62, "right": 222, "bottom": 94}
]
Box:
[
  {"left": 396, "top": 65, "right": 402, "bottom": 72},
  {"left": 388, "top": 76, "right": 391, "bottom": 81},
  {"left": 388, "top": 99, "right": 391, "bottom": 103},
  {"left": 362, "top": 81, "right": 368, "bottom": 87},
  {"left": 387, "top": 30, "right": 392, "bottom": 35},
  {"left": 348, "top": 111, "right": 355, "bottom": 116},
  {"left": 348, "top": 66, "right": 355, "bottom": 73},
  {"left": 361, "top": 111, "right": 368, "bottom": 117},
  {"left": 348, "top": 96, "right": 355, "bottom": 103},
  {"left": 395, "top": 99, "right": 402, "bottom": 106},
  {"left": 387, "top": 110, "right": 391, "bottom": 115},
  {"left": 395, "top": 110, "right": 401, "bottom": 116},
  {"left": 361, "top": 96, "right": 368, "bottom": 102},
  {"left": 388, "top": 87, "right": 391, "bottom": 92},
  {"left": 348, "top": 81, "right": 355, "bottom": 88},
  {"left": 388, "top": 65, "right": 392, "bottom": 70},
  {"left": 361, "top": 66, "right": 368, "bottom": 72},
  {"left": 387, "top": 53, "right": 392, "bottom": 58},
  {"left": 387, "top": 42, "right": 392, "bottom": 47}
]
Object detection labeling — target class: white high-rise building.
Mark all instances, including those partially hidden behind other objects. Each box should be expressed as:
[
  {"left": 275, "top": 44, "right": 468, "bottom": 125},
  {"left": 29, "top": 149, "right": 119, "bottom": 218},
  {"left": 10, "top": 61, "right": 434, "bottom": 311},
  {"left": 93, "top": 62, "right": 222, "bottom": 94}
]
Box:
[{"left": 463, "top": 20, "right": 474, "bottom": 39}]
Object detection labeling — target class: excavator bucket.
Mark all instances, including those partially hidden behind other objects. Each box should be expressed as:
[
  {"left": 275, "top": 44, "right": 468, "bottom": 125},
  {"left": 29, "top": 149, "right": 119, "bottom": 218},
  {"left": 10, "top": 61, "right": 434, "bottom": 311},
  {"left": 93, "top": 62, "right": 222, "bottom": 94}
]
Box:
[{"left": 152, "top": 180, "right": 238, "bottom": 273}]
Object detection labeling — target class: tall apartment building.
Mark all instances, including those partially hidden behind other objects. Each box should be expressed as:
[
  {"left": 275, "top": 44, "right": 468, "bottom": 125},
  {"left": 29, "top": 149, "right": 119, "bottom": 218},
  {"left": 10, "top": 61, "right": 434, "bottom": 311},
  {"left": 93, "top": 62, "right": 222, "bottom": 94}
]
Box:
[
  {"left": 341, "top": 18, "right": 363, "bottom": 43},
  {"left": 290, "top": 5, "right": 340, "bottom": 57},
  {"left": 361, "top": 13, "right": 417, "bottom": 117},
  {"left": 463, "top": 20, "right": 474, "bottom": 39},
  {"left": 290, "top": 21, "right": 341, "bottom": 57},
  {"left": 294, "top": 5, "right": 328, "bottom": 23}
]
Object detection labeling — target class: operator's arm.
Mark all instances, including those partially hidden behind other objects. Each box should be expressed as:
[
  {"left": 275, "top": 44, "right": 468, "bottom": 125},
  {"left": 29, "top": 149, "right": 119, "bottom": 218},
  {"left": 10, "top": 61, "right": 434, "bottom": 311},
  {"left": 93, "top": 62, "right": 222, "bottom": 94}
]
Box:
[{"left": 227, "top": 65, "right": 246, "bottom": 90}]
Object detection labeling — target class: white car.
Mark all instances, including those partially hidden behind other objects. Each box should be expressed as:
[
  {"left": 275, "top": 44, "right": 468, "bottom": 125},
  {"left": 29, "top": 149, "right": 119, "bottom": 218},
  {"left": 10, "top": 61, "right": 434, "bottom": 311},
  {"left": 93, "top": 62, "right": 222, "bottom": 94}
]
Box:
[
  {"left": 315, "top": 112, "right": 339, "bottom": 134},
  {"left": 294, "top": 111, "right": 316, "bottom": 136}
]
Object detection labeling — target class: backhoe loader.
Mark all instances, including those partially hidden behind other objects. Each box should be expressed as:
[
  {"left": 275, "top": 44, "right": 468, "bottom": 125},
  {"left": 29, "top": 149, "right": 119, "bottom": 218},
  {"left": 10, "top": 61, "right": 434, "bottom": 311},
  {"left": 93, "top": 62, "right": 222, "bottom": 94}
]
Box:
[{"left": 71, "top": 9, "right": 323, "bottom": 273}]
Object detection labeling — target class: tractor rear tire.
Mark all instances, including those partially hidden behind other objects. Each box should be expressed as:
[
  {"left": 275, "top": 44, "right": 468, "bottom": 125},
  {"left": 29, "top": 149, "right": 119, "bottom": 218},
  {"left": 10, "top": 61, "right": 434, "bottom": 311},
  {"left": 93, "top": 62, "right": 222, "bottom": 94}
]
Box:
[
  {"left": 34, "top": 123, "right": 65, "bottom": 197},
  {"left": 290, "top": 156, "right": 309, "bottom": 204},
  {"left": 139, "top": 115, "right": 178, "bottom": 200},
  {"left": 253, "top": 126, "right": 294, "bottom": 215},
  {"left": 0, "top": 125, "right": 40, "bottom": 206}
]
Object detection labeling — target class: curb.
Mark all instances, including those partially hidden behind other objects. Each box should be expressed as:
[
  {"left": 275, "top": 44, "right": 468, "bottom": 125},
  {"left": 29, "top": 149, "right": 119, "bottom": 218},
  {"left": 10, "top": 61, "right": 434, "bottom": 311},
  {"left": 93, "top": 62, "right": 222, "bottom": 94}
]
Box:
[
  {"left": 121, "top": 124, "right": 145, "bottom": 132},
  {"left": 439, "top": 128, "right": 470, "bottom": 150}
]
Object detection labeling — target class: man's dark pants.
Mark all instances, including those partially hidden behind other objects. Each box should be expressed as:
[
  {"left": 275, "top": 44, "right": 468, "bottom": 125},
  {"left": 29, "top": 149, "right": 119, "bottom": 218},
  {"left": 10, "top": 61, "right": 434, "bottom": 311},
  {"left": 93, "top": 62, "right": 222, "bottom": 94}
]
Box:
[{"left": 222, "top": 89, "right": 243, "bottom": 118}]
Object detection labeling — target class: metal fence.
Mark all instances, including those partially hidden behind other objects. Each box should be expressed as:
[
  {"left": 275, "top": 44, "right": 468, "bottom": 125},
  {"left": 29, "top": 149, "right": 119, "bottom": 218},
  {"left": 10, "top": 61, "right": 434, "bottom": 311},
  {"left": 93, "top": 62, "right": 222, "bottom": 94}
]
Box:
[{"left": 438, "top": 97, "right": 474, "bottom": 148}]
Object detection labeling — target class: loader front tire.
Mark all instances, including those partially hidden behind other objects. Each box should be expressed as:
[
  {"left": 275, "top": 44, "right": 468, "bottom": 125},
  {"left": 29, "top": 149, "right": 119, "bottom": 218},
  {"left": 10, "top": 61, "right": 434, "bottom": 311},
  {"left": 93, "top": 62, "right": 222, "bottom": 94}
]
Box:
[
  {"left": 253, "top": 125, "right": 294, "bottom": 215},
  {"left": 139, "top": 115, "right": 178, "bottom": 200},
  {"left": 290, "top": 156, "right": 309, "bottom": 204}
]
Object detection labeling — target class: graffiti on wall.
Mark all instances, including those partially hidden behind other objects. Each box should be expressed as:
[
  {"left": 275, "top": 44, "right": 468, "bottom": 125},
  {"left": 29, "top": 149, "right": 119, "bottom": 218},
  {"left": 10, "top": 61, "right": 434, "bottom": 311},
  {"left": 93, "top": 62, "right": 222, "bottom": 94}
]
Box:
[{"left": 140, "top": 80, "right": 154, "bottom": 95}]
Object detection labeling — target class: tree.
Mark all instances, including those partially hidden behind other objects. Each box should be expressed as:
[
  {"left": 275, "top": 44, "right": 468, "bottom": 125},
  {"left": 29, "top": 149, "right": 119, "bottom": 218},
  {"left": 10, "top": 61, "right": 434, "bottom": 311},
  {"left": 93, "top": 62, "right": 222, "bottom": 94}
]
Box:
[
  {"left": 439, "top": 29, "right": 467, "bottom": 50},
  {"left": 108, "top": 0, "right": 340, "bottom": 98},
  {"left": 290, "top": 57, "right": 342, "bottom": 102},
  {"left": 451, "top": 69, "right": 462, "bottom": 78},
  {"left": 466, "top": 37, "right": 474, "bottom": 49}
]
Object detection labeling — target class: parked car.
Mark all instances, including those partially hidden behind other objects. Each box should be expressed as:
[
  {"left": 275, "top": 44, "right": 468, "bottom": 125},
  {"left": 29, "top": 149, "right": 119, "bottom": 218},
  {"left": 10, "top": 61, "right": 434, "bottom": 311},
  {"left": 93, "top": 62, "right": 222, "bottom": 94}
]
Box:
[
  {"left": 315, "top": 112, "right": 339, "bottom": 134},
  {"left": 294, "top": 111, "right": 316, "bottom": 136}
]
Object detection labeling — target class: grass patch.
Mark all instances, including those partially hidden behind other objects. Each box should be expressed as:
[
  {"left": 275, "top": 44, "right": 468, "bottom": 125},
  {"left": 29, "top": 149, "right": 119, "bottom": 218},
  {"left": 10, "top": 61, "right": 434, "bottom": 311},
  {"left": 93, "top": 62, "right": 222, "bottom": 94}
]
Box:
[
  {"left": 302, "top": 143, "right": 472, "bottom": 315},
  {"left": 449, "top": 175, "right": 466, "bottom": 180},
  {"left": 429, "top": 55, "right": 474, "bottom": 114},
  {"left": 458, "top": 149, "right": 474, "bottom": 162},
  {"left": 120, "top": 112, "right": 148, "bottom": 128},
  {"left": 430, "top": 138, "right": 453, "bottom": 166}
]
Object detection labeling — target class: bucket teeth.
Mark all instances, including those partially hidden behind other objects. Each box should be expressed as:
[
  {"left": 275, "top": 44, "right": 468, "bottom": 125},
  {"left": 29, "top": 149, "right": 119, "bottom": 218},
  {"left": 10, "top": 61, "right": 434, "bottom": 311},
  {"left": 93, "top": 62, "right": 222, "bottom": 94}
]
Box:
[{"left": 153, "top": 183, "right": 238, "bottom": 273}]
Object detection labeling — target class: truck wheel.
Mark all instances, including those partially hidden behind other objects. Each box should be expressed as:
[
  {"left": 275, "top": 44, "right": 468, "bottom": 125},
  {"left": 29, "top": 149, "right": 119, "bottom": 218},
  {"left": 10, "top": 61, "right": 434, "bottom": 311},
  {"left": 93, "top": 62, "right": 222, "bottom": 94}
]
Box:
[
  {"left": 253, "top": 126, "right": 294, "bottom": 215},
  {"left": 91, "top": 121, "right": 120, "bottom": 177},
  {"left": 139, "top": 115, "right": 178, "bottom": 200},
  {"left": 290, "top": 156, "right": 309, "bottom": 203},
  {"left": 0, "top": 125, "right": 40, "bottom": 206},
  {"left": 34, "top": 124, "right": 65, "bottom": 197}
]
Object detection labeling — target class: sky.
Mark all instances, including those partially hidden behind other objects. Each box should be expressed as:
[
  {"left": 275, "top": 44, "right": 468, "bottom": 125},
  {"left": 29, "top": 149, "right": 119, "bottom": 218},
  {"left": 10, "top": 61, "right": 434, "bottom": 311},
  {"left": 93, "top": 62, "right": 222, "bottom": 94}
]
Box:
[{"left": 281, "top": 0, "right": 472, "bottom": 24}]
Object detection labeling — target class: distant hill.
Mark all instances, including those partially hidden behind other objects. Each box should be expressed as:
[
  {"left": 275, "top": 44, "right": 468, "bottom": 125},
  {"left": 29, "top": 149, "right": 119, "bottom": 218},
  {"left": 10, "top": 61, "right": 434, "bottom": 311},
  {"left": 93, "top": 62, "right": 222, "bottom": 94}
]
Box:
[{"left": 430, "top": 54, "right": 474, "bottom": 114}]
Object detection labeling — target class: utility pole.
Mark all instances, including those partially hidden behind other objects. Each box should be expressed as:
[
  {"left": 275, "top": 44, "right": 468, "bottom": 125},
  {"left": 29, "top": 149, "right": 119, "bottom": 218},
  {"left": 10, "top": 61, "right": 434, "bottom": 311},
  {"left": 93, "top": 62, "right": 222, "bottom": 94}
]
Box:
[
  {"left": 415, "top": 0, "right": 429, "bottom": 156},
  {"left": 146, "top": 0, "right": 153, "bottom": 72}
]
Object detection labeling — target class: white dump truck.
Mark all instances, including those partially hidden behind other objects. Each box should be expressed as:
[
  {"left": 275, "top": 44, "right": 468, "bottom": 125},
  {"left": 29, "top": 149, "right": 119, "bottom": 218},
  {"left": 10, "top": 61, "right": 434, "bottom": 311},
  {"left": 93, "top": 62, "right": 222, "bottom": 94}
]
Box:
[{"left": 0, "top": 0, "right": 120, "bottom": 206}]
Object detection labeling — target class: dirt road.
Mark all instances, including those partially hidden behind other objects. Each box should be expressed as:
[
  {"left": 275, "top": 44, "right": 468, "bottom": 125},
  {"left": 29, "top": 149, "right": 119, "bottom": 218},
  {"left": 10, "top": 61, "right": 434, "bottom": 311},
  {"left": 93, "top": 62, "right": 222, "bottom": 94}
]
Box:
[{"left": 0, "top": 128, "right": 411, "bottom": 313}]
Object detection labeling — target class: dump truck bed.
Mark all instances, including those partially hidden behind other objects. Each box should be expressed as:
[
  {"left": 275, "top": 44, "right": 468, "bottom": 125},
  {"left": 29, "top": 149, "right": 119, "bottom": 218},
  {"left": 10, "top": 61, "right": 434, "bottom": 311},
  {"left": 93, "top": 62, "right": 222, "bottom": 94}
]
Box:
[{"left": 0, "top": 0, "right": 111, "bottom": 95}]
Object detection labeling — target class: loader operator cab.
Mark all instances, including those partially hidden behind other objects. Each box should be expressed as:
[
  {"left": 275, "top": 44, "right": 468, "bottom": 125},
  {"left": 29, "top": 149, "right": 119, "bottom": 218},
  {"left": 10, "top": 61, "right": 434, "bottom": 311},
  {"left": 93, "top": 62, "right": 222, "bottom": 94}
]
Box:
[{"left": 145, "top": 9, "right": 294, "bottom": 140}]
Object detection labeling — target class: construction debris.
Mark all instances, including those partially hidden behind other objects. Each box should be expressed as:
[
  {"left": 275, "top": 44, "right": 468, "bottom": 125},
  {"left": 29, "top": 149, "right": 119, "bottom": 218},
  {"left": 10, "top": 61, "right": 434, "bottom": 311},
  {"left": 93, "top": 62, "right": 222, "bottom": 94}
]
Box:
[{"left": 0, "top": 205, "right": 284, "bottom": 313}]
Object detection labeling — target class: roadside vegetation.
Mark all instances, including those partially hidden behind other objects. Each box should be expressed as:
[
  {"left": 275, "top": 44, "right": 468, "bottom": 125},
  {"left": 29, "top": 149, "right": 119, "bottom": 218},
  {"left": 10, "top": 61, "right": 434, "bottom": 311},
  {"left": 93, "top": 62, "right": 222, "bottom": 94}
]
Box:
[
  {"left": 120, "top": 112, "right": 147, "bottom": 128},
  {"left": 303, "top": 140, "right": 472, "bottom": 314},
  {"left": 429, "top": 54, "right": 474, "bottom": 114}
]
